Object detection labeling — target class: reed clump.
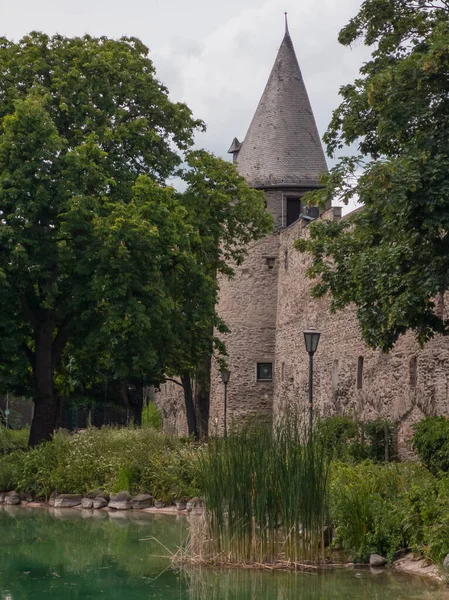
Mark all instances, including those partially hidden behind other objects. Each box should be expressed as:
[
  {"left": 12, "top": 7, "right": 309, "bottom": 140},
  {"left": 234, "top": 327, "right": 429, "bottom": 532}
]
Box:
[{"left": 195, "top": 415, "right": 331, "bottom": 566}]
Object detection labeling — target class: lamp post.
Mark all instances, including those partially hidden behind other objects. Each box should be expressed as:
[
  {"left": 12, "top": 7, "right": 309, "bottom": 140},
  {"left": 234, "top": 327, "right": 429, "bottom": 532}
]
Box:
[
  {"left": 303, "top": 327, "right": 321, "bottom": 432},
  {"left": 220, "top": 369, "right": 231, "bottom": 438}
]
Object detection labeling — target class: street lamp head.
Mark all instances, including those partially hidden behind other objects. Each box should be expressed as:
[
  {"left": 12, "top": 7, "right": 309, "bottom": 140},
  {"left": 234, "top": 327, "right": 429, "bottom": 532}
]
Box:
[
  {"left": 220, "top": 369, "right": 231, "bottom": 384},
  {"left": 303, "top": 327, "right": 321, "bottom": 354}
]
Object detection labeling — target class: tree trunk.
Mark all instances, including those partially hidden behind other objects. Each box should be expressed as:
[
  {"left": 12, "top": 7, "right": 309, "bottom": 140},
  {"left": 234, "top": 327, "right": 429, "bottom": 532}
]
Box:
[
  {"left": 181, "top": 373, "right": 198, "bottom": 440},
  {"left": 129, "top": 383, "right": 144, "bottom": 425},
  {"left": 194, "top": 351, "right": 212, "bottom": 439},
  {"left": 29, "top": 321, "right": 56, "bottom": 447}
]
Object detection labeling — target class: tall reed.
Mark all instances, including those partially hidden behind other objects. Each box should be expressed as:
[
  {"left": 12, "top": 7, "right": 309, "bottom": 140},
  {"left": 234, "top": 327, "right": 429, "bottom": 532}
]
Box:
[{"left": 197, "top": 414, "right": 331, "bottom": 565}]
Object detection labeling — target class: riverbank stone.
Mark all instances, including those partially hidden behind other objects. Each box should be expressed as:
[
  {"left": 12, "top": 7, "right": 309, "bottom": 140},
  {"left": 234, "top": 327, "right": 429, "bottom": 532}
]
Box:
[
  {"left": 19, "top": 492, "right": 33, "bottom": 503},
  {"left": 443, "top": 554, "right": 449, "bottom": 571},
  {"left": 131, "top": 494, "right": 153, "bottom": 509},
  {"left": 0, "top": 493, "right": 5, "bottom": 504},
  {"left": 85, "top": 489, "right": 109, "bottom": 501},
  {"left": 54, "top": 494, "right": 82, "bottom": 508},
  {"left": 93, "top": 497, "right": 108, "bottom": 509},
  {"left": 81, "top": 498, "right": 94, "bottom": 509},
  {"left": 4, "top": 492, "right": 20, "bottom": 505},
  {"left": 109, "top": 491, "right": 132, "bottom": 510},
  {"left": 370, "top": 554, "right": 387, "bottom": 567}
]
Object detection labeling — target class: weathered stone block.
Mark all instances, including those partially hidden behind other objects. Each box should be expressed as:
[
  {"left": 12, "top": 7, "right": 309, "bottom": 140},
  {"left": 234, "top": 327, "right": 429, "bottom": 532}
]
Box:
[
  {"left": 54, "top": 494, "right": 82, "bottom": 508},
  {"left": 131, "top": 494, "right": 153, "bottom": 509},
  {"left": 109, "top": 500, "right": 131, "bottom": 510},
  {"left": 92, "top": 497, "right": 108, "bottom": 509},
  {"left": 4, "top": 492, "right": 20, "bottom": 505},
  {"left": 110, "top": 491, "right": 132, "bottom": 502},
  {"left": 369, "top": 554, "right": 387, "bottom": 567},
  {"left": 81, "top": 498, "right": 94, "bottom": 509}
]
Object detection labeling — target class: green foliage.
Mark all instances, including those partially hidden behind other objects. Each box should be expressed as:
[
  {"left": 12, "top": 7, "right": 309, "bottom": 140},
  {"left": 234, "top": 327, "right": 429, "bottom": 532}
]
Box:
[
  {"left": 412, "top": 416, "right": 449, "bottom": 474},
  {"left": 0, "top": 33, "right": 274, "bottom": 444},
  {"left": 317, "top": 416, "right": 395, "bottom": 463},
  {"left": 364, "top": 418, "right": 395, "bottom": 462},
  {"left": 296, "top": 1, "right": 449, "bottom": 351},
  {"left": 0, "top": 426, "right": 29, "bottom": 455},
  {"left": 317, "top": 416, "right": 359, "bottom": 458},
  {"left": 142, "top": 401, "right": 163, "bottom": 430},
  {"left": 331, "top": 461, "right": 449, "bottom": 564},
  {"left": 199, "top": 417, "right": 331, "bottom": 563},
  {"left": 0, "top": 427, "right": 201, "bottom": 501}
]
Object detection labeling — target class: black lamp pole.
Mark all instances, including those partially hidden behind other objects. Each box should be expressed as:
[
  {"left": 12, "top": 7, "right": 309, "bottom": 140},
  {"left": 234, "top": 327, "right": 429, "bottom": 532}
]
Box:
[
  {"left": 220, "top": 370, "right": 231, "bottom": 438},
  {"left": 303, "top": 328, "right": 321, "bottom": 433}
]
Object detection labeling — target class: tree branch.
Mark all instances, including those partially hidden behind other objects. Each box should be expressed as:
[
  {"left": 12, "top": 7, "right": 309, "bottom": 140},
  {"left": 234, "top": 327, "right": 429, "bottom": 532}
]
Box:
[{"left": 165, "top": 377, "right": 185, "bottom": 389}]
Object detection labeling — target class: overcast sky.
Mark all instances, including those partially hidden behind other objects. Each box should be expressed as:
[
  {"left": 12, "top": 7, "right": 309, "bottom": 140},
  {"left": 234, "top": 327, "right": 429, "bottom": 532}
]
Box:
[{"left": 3, "top": 0, "right": 370, "bottom": 212}]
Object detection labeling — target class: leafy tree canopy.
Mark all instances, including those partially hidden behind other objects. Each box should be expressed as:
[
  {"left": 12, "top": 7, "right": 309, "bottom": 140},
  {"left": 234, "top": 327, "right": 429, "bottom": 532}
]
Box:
[
  {"left": 296, "top": 0, "right": 449, "bottom": 351},
  {"left": 0, "top": 32, "right": 272, "bottom": 444}
]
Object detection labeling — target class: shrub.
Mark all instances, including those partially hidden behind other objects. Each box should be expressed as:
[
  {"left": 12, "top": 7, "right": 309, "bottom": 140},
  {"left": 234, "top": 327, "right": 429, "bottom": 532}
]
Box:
[
  {"left": 317, "top": 416, "right": 395, "bottom": 463},
  {"left": 330, "top": 461, "right": 449, "bottom": 563},
  {"left": 412, "top": 417, "right": 449, "bottom": 474},
  {"left": 317, "top": 416, "right": 359, "bottom": 459},
  {"left": 142, "top": 401, "right": 163, "bottom": 430},
  {"left": 364, "top": 418, "right": 395, "bottom": 462},
  {"left": 0, "top": 427, "right": 29, "bottom": 455},
  {"left": 0, "top": 426, "right": 201, "bottom": 501}
]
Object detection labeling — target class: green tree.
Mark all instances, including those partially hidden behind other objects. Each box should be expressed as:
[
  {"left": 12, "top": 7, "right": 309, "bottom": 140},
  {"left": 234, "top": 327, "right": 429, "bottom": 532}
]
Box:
[
  {"left": 296, "top": 0, "right": 449, "bottom": 351},
  {"left": 0, "top": 33, "right": 202, "bottom": 445},
  {"left": 165, "top": 151, "right": 273, "bottom": 438}
]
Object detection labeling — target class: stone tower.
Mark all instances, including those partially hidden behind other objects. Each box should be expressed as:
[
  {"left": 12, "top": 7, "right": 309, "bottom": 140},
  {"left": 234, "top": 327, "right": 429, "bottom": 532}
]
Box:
[{"left": 209, "top": 21, "right": 328, "bottom": 430}]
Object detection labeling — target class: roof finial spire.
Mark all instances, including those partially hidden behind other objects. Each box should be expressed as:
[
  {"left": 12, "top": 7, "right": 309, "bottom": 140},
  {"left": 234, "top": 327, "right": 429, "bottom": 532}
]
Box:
[{"left": 284, "top": 12, "right": 289, "bottom": 36}]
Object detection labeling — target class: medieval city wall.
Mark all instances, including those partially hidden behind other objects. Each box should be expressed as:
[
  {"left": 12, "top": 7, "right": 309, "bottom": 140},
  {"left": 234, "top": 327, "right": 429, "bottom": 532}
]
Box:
[{"left": 274, "top": 208, "right": 449, "bottom": 456}]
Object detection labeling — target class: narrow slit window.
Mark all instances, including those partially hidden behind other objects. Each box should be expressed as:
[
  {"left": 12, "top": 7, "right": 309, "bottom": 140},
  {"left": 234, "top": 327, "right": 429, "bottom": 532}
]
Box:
[
  {"left": 332, "top": 359, "right": 339, "bottom": 397},
  {"left": 409, "top": 356, "right": 417, "bottom": 388},
  {"left": 257, "top": 363, "right": 273, "bottom": 382},
  {"left": 357, "top": 356, "right": 364, "bottom": 389}
]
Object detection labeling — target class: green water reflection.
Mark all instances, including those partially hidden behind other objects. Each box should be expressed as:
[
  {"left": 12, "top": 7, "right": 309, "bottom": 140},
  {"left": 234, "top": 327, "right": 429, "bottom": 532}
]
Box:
[{"left": 0, "top": 506, "right": 447, "bottom": 599}]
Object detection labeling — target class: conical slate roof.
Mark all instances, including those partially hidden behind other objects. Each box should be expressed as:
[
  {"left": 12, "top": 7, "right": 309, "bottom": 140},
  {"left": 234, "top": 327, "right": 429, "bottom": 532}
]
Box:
[{"left": 231, "top": 27, "right": 327, "bottom": 188}]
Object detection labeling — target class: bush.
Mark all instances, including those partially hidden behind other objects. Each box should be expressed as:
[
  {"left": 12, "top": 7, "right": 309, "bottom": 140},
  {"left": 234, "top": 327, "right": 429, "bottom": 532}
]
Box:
[
  {"left": 0, "top": 427, "right": 29, "bottom": 455},
  {"left": 317, "top": 416, "right": 359, "bottom": 459},
  {"left": 318, "top": 416, "right": 395, "bottom": 463},
  {"left": 330, "top": 461, "right": 449, "bottom": 563},
  {"left": 142, "top": 401, "right": 163, "bottom": 430},
  {"left": 412, "top": 417, "right": 449, "bottom": 474},
  {"left": 0, "top": 426, "right": 201, "bottom": 501},
  {"left": 364, "top": 418, "right": 395, "bottom": 462}
]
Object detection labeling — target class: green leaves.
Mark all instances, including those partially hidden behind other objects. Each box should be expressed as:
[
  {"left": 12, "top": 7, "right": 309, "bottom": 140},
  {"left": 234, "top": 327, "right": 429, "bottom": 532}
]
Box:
[{"left": 297, "top": 1, "right": 449, "bottom": 351}]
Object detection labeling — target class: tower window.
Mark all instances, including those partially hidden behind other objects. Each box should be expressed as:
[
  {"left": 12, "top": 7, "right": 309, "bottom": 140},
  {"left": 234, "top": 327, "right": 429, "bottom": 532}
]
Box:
[
  {"left": 357, "top": 356, "right": 364, "bottom": 390},
  {"left": 256, "top": 363, "right": 273, "bottom": 382},
  {"left": 286, "top": 197, "right": 301, "bottom": 226}
]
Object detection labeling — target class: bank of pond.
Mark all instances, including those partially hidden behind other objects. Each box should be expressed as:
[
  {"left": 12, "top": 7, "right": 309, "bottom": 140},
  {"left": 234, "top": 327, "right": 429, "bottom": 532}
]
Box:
[{"left": 0, "top": 416, "right": 449, "bottom": 575}]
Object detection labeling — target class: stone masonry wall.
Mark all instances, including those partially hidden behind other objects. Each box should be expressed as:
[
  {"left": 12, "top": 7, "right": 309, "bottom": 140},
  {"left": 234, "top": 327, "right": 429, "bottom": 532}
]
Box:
[
  {"left": 274, "top": 208, "right": 449, "bottom": 457},
  {"left": 208, "top": 189, "right": 288, "bottom": 431}
]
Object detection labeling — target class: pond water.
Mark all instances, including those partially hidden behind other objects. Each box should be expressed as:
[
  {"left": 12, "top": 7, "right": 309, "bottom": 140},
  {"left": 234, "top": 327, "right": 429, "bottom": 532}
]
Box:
[{"left": 0, "top": 506, "right": 448, "bottom": 600}]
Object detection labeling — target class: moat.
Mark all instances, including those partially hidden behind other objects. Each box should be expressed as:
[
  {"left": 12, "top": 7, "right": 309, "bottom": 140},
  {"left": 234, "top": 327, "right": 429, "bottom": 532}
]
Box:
[{"left": 0, "top": 506, "right": 447, "bottom": 599}]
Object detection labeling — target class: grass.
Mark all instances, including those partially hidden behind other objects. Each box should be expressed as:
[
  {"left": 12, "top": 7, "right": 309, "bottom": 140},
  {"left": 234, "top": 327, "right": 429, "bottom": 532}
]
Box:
[{"left": 196, "top": 415, "right": 331, "bottom": 565}]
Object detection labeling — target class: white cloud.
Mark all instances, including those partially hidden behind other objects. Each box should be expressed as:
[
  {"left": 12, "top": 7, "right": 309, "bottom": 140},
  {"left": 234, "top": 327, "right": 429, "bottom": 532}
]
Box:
[
  {"left": 3, "top": 0, "right": 370, "bottom": 214},
  {"left": 151, "top": 0, "right": 370, "bottom": 214}
]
